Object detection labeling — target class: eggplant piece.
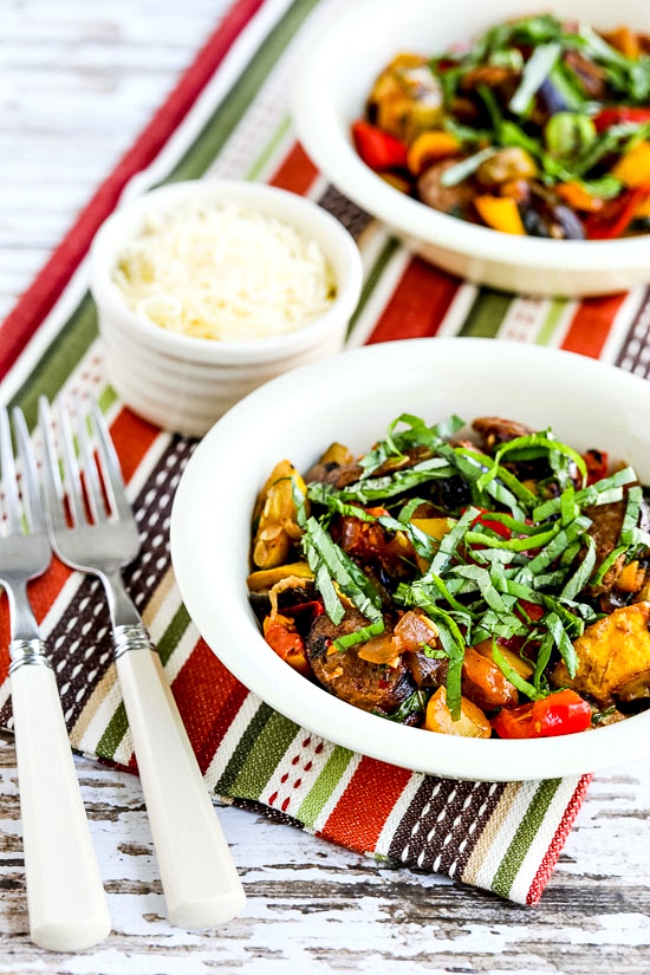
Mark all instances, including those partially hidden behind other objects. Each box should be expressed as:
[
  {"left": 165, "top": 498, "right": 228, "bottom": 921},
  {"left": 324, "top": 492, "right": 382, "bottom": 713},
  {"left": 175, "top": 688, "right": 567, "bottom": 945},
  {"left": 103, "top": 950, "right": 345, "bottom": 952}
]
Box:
[
  {"left": 551, "top": 204, "right": 586, "bottom": 240},
  {"left": 537, "top": 77, "right": 570, "bottom": 117}
]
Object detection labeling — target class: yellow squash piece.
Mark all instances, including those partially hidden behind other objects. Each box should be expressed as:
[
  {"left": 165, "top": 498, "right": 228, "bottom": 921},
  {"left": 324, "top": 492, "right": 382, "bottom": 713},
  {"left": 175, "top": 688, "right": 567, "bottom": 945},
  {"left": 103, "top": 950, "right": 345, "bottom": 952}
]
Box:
[
  {"left": 247, "top": 562, "right": 313, "bottom": 592},
  {"left": 424, "top": 686, "right": 491, "bottom": 738},
  {"left": 252, "top": 460, "right": 307, "bottom": 569}
]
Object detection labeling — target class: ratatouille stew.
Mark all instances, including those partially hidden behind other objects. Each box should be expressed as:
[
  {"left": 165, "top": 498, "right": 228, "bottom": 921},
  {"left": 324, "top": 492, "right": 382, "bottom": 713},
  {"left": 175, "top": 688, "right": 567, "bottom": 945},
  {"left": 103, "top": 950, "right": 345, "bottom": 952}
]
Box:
[
  {"left": 352, "top": 14, "right": 650, "bottom": 239},
  {"left": 248, "top": 414, "right": 650, "bottom": 739}
]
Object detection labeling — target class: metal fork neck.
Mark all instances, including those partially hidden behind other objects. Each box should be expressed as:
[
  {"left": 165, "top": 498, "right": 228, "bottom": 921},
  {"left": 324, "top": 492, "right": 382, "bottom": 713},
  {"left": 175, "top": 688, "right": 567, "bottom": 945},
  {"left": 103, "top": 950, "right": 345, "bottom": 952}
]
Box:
[
  {"left": 5, "top": 577, "right": 41, "bottom": 643},
  {"left": 100, "top": 568, "right": 142, "bottom": 629}
]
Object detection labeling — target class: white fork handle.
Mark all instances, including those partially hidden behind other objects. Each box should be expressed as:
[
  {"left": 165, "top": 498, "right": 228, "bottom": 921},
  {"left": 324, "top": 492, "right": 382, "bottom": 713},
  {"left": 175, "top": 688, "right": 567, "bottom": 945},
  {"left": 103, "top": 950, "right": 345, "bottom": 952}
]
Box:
[
  {"left": 10, "top": 658, "right": 111, "bottom": 951},
  {"left": 115, "top": 640, "right": 246, "bottom": 928}
]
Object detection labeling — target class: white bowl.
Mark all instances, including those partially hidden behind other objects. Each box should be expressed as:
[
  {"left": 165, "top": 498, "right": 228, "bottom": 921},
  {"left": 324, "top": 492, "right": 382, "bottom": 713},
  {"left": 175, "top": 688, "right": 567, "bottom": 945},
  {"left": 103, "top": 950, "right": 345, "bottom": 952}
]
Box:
[
  {"left": 292, "top": 0, "right": 650, "bottom": 297},
  {"left": 170, "top": 337, "right": 650, "bottom": 782},
  {"left": 90, "top": 179, "right": 363, "bottom": 437}
]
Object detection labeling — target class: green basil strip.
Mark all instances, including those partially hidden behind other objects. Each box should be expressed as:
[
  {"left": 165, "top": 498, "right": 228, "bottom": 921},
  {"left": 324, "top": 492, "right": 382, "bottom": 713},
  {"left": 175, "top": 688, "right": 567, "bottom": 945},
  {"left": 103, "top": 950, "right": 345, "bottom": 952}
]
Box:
[
  {"left": 472, "top": 610, "right": 528, "bottom": 644},
  {"left": 509, "top": 41, "right": 562, "bottom": 114},
  {"left": 433, "top": 617, "right": 465, "bottom": 720},
  {"left": 427, "top": 507, "right": 479, "bottom": 576},
  {"left": 561, "top": 535, "right": 596, "bottom": 600},
  {"left": 449, "top": 564, "right": 512, "bottom": 614},
  {"left": 522, "top": 516, "right": 591, "bottom": 575},
  {"left": 533, "top": 467, "right": 636, "bottom": 520},
  {"left": 426, "top": 574, "right": 473, "bottom": 615},
  {"left": 620, "top": 485, "right": 645, "bottom": 546},
  {"left": 471, "top": 510, "right": 550, "bottom": 536},
  {"left": 478, "top": 433, "right": 587, "bottom": 494},
  {"left": 339, "top": 457, "right": 455, "bottom": 502},
  {"left": 313, "top": 560, "right": 345, "bottom": 625},
  {"left": 544, "top": 611, "right": 578, "bottom": 678},
  {"left": 303, "top": 517, "right": 382, "bottom": 621},
  {"left": 440, "top": 147, "right": 496, "bottom": 187},
  {"left": 307, "top": 483, "right": 376, "bottom": 520},
  {"left": 464, "top": 524, "right": 559, "bottom": 552},
  {"left": 590, "top": 543, "right": 628, "bottom": 587},
  {"left": 334, "top": 617, "right": 386, "bottom": 652},
  {"left": 491, "top": 643, "right": 545, "bottom": 700},
  {"left": 533, "top": 632, "right": 554, "bottom": 693},
  {"left": 453, "top": 446, "right": 536, "bottom": 512}
]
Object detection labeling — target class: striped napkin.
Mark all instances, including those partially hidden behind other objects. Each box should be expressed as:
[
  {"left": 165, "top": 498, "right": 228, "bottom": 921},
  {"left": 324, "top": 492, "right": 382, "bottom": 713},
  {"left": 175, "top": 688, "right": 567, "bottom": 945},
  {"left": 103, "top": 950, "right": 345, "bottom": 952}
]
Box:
[{"left": 2, "top": 0, "right": 648, "bottom": 905}]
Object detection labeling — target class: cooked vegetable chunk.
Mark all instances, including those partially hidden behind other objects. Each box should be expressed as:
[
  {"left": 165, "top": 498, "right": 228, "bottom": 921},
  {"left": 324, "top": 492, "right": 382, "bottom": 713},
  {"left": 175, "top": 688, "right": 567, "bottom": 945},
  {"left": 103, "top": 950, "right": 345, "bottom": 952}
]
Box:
[{"left": 552, "top": 602, "right": 650, "bottom": 704}]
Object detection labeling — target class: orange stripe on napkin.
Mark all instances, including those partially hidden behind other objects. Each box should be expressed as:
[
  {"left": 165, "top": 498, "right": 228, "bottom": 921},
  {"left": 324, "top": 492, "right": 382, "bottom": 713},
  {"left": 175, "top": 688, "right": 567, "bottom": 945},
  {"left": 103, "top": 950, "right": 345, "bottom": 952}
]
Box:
[
  {"left": 270, "top": 142, "right": 319, "bottom": 195},
  {"left": 561, "top": 293, "right": 627, "bottom": 359},
  {"left": 319, "top": 757, "right": 412, "bottom": 852},
  {"left": 367, "top": 258, "right": 460, "bottom": 344}
]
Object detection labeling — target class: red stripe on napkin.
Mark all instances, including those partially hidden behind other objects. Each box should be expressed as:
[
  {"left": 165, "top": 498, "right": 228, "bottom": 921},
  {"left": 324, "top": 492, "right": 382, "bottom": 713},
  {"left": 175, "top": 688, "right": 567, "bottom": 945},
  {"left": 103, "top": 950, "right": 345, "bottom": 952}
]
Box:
[
  {"left": 0, "top": 0, "right": 266, "bottom": 382},
  {"left": 526, "top": 773, "right": 592, "bottom": 904},
  {"left": 367, "top": 259, "right": 460, "bottom": 344},
  {"left": 171, "top": 641, "right": 249, "bottom": 772},
  {"left": 28, "top": 556, "right": 73, "bottom": 625},
  {"left": 270, "top": 142, "right": 320, "bottom": 195},
  {"left": 561, "top": 293, "right": 627, "bottom": 359},
  {"left": 0, "top": 595, "right": 10, "bottom": 678},
  {"left": 109, "top": 409, "right": 163, "bottom": 485},
  {"left": 320, "top": 757, "right": 412, "bottom": 852}
]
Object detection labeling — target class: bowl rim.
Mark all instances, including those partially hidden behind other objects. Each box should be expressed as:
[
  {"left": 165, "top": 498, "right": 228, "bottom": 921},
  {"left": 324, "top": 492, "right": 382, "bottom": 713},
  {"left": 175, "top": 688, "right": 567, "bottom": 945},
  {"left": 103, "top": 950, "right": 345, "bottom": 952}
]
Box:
[
  {"left": 90, "top": 178, "right": 363, "bottom": 363},
  {"left": 170, "top": 337, "right": 650, "bottom": 782},
  {"left": 292, "top": 0, "right": 650, "bottom": 272}
]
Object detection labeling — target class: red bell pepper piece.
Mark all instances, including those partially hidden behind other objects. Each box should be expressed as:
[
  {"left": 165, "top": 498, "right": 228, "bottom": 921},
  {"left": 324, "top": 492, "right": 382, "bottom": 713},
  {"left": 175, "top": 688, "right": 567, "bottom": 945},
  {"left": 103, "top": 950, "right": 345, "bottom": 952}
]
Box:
[
  {"left": 583, "top": 448, "right": 609, "bottom": 485},
  {"left": 584, "top": 187, "right": 649, "bottom": 239},
  {"left": 471, "top": 509, "right": 511, "bottom": 539},
  {"left": 593, "top": 107, "right": 650, "bottom": 133},
  {"left": 518, "top": 599, "right": 545, "bottom": 622},
  {"left": 351, "top": 120, "right": 409, "bottom": 171},
  {"left": 263, "top": 615, "right": 311, "bottom": 677},
  {"left": 491, "top": 689, "right": 592, "bottom": 739}
]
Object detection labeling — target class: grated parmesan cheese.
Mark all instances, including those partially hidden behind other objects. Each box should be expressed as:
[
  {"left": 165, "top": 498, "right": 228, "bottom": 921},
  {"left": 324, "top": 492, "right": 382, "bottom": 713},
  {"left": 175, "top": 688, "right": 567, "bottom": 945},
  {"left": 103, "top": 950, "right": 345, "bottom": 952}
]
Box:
[{"left": 112, "top": 200, "right": 337, "bottom": 341}]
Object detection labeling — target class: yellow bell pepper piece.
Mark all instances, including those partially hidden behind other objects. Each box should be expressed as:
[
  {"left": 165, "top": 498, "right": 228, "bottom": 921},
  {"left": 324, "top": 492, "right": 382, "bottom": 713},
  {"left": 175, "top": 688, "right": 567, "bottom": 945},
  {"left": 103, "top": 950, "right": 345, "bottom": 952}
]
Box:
[
  {"left": 612, "top": 141, "right": 650, "bottom": 188},
  {"left": 407, "top": 131, "right": 461, "bottom": 175},
  {"left": 474, "top": 195, "right": 525, "bottom": 235}
]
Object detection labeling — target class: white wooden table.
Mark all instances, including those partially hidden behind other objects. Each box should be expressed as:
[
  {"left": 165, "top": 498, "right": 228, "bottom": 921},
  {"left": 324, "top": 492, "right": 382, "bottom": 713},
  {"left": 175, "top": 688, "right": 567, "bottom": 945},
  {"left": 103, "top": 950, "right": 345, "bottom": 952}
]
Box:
[{"left": 1, "top": 3, "right": 650, "bottom": 972}]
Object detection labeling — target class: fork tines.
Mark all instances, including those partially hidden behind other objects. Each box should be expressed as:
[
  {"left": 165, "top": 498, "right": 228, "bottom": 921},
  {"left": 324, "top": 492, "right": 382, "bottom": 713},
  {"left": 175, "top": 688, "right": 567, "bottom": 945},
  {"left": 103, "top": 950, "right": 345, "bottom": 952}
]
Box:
[
  {"left": 0, "top": 406, "right": 47, "bottom": 539},
  {"left": 38, "top": 396, "right": 131, "bottom": 527}
]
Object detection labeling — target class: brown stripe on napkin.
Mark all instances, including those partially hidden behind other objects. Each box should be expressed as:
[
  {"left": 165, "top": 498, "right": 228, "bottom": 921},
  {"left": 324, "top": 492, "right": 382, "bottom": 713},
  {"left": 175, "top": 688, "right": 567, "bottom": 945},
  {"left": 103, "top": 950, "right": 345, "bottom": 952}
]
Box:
[
  {"left": 317, "top": 185, "right": 374, "bottom": 241},
  {"left": 386, "top": 779, "right": 505, "bottom": 874},
  {"left": 616, "top": 286, "right": 650, "bottom": 378}
]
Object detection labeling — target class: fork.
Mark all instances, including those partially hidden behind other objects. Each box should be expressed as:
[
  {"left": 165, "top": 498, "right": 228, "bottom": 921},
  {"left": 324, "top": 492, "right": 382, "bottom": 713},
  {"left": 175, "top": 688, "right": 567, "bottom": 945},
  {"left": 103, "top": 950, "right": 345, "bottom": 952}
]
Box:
[
  {"left": 38, "top": 395, "right": 246, "bottom": 929},
  {"left": 0, "top": 407, "right": 110, "bottom": 952}
]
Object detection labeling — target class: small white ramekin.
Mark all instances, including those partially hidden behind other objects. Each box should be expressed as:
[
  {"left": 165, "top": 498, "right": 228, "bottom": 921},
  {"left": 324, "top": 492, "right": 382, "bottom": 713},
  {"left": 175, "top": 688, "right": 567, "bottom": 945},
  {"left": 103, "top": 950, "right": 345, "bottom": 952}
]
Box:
[{"left": 90, "top": 179, "right": 363, "bottom": 437}]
